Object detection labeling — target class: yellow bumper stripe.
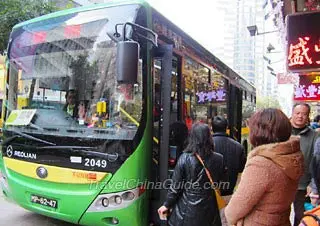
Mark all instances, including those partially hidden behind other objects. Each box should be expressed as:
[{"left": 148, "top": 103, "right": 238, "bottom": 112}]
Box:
[{"left": 4, "top": 157, "right": 108, "bottom": 184}]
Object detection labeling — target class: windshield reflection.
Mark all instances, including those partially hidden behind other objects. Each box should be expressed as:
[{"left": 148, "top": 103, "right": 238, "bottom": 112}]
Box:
[{"left": 6, "top": 5, "right": 143, "bottom": 140}]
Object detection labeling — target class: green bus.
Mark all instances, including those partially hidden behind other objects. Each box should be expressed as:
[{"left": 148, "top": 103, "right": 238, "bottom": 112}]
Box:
[{"left": 0, "top": 1, "right": 256, "bottom": 225}]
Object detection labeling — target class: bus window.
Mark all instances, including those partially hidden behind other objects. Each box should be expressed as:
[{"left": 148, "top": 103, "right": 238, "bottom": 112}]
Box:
[
  {"left": 210, "top": 70, "right": 228, "bottom": 120},
  {"left": 183, "top": 57, "right": 210, "bottom": 124},
  {"left": 183, "top": 57, "right": 228, "bottom": 127}
]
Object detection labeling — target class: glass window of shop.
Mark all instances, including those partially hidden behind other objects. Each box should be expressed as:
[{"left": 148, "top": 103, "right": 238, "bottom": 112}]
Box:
[{"left": 183, "top": 57, "right": 228, "bottom": 129}]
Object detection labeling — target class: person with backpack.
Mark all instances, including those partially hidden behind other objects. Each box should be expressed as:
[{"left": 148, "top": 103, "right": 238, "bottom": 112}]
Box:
[{"left": 211, "top": 116, "right": 246, "bottom": 226}]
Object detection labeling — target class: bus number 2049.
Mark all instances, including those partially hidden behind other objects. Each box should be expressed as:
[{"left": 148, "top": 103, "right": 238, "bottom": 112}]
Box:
[{"left": 84, "top": 158, "right": 107, "bottom": 168}]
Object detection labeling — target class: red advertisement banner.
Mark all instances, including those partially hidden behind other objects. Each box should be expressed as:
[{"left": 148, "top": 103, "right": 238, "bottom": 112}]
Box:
[{"left": 294, "top": 74, "right": 320, "bottom": 101}]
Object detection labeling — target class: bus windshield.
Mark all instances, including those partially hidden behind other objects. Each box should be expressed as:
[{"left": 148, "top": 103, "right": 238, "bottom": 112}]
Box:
[{"left": 6, "top": 5, "right": 143, "bottom": 140}]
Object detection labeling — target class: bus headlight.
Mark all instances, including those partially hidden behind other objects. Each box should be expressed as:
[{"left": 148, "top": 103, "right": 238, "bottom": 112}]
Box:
[
  {"left": 87, "top": 186, "right": 145, "bottom": 212},
  {"left": 114, "top": 195, "right": 122, "bottom": 205},
  {"left": 121, "top": 191, "right": 135, "bottom": 201},
  {"left": 101, "top": 198, "right": 109, "bottom": 207}
]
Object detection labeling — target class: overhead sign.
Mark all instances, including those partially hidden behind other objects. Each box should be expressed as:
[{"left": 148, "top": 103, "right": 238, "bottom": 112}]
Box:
[
  {"left": 196, "top": 89, "right": 226, "bottom": 103},
  {"left": 293, "top": 74, "right": 320, "bottom": 101},
  {"left": 277, "top": 73, "right": 299, "bottom": 84},
  {"left": 287, "top": 12, "right": 320, "bottom": 72}
]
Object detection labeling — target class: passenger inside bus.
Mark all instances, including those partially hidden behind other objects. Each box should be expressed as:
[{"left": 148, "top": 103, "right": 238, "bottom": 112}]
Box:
[
  {"left": 169, "top": 121, "right": 188, "bottom": 161},
  {"left": 63, "top": 89, "right": 78, "bottom": 118},
  {"left": 78, "top": 100, "right": 90, "bottom": 125},
  {"left": 63, "top": 89, "right": 89, "bottom": 125}
]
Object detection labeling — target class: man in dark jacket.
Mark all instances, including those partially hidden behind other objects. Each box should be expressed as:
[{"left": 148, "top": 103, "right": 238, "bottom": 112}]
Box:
[
  {"left": 291, "top": 103, "right": 318, "bottom": 226},
  {"left": 211, "top": 116, "right": 246, "bottom": 226}
]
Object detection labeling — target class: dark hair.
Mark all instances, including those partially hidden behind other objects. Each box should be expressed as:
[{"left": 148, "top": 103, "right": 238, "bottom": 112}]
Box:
[
  {"left": 249, "top": 108, "right": 292, "bottom": 148},
  {"left": 65, "top": 89, "right": 76, "bottom": 99},
  {"left": 169, "top": 121, "right": 188, "bottom": 146},
  {"left": 314, "top": 115, "right": 320, "bottom": 122},
  {"left": 292, "top": 103, "right": 311, "bottom": 114},
  {"left": 185, "top": 123, "right": 214, "bottom": 157},
  {"left": 212, "top": 116, "right": 228, "bottom": 132}
]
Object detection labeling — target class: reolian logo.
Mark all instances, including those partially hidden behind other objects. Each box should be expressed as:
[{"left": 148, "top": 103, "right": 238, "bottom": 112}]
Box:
[
  {"left": 5, "top": 145, "right": 37, "bottom": 159},
  {"left": 36, "top": 166, "right": 48, "bottom": 179},
  {"left": 6, "top": 145, "right": 13, "bottom": 157}
]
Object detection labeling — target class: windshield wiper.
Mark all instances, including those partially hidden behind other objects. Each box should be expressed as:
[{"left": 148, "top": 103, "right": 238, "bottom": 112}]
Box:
[
  {"left": 38, "top": 146, "right": 96, "bottom": 150},
  {"left": 28, "top": 123, "right": 44, "bottom": 131},
  {"left": 2, "top": 135, "right": 20, "bottom": 146},
  {"left": 2, "top": 129, "right": 56, "bottom": 146}
]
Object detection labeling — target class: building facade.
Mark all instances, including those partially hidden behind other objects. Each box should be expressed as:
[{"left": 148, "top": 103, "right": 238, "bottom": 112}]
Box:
[{"left": 212, "top": 0, "right": 280, "bottom": 98}]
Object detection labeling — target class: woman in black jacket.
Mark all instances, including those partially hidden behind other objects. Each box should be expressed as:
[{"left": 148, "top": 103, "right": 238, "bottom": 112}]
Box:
[{"left": 158, "top": 123, "right": 224, "bottom": 226}]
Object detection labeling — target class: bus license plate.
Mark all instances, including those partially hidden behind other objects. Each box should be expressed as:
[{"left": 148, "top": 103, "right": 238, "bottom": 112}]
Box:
[{"left": 31, "top": 194, "right": 58, "bottom": 209}]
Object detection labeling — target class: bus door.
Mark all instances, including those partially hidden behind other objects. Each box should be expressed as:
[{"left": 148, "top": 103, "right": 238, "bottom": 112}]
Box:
[
  {"left": 228, "top": 84, "right": 242, "bottom": 142},
  {"left": 168, "top": 55, "right": 185, "bottom": 169},
  {"left": 152, "top": 45, "right": 184, "bottom": 225},
  {"left": 153, "top": 52, "right": 184, "bottom": 171}
]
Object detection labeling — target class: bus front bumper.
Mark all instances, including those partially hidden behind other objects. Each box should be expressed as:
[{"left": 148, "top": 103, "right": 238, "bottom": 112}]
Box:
[{"left": 79, "top": 192, "right": 147, "bottom": 226}]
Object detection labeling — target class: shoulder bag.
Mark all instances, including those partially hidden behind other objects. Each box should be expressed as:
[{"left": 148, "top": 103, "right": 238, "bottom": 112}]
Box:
[{"left": 195, "top": 153, "right": 227, "bottom": 210}]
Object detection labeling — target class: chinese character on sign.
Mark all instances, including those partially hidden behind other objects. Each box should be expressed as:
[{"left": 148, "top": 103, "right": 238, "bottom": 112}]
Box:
[
  {"left": 294, "top": 74, "right": 320, "bottom": 101},
  {"left": 277, "top": 73, "right": 299, "bottom": 85},
  {"left": 294, "top": 85, "right": 306, "bottom": 98},
  {"left": 312, "top": 76, "right": 320, "bottom": 83},
  {"left": 287, "top": 12, "right": 320, "bottom": 72},
  {"left": 288, "top": 37, "right": 313, "bottom": 66},
  {"left": 306, "top": 84, "right": 317, "bottom": 97},
  {"left": 205, "top": 91, "right": 216, "bottom": 101},
  {"left": 196, "top": 90, "right": 226, "bottom": 103},
  {"left": 216, "top": 89, "right": 226, "bottom": 101},
  {"left": 196, "top": 92, "right": 206, "bottom": 103}
]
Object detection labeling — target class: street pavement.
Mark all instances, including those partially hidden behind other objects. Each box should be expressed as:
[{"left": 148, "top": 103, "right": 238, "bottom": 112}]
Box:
[
  {"left": 0, "top": 189, "right": 296, "bottom": 226},
  {"left": 0, "top": 192, "right": 76, "bottom": 226}
]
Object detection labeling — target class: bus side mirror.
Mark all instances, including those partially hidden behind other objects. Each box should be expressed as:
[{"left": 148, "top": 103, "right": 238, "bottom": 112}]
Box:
[{"left": 116, "top": 41, "right": 139, "bottom": 84}]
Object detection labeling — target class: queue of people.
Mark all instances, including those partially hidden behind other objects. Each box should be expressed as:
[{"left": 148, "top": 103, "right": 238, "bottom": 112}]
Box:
[{"left": 158, "top": 103, "right": 320, "bottom": 226}]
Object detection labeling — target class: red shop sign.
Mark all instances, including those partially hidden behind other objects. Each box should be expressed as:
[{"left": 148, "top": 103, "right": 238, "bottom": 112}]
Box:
[
  {"left": 287, "top": 12, "right": 320, "bottom": 72},
  {"left": 294, "top": 74, "right": 320, "bottom": 101}
]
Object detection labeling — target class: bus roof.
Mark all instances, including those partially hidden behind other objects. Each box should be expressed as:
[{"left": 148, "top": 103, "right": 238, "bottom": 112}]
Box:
[{"left": 12, "top": 0, "right": 150, "bottom": 30}]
